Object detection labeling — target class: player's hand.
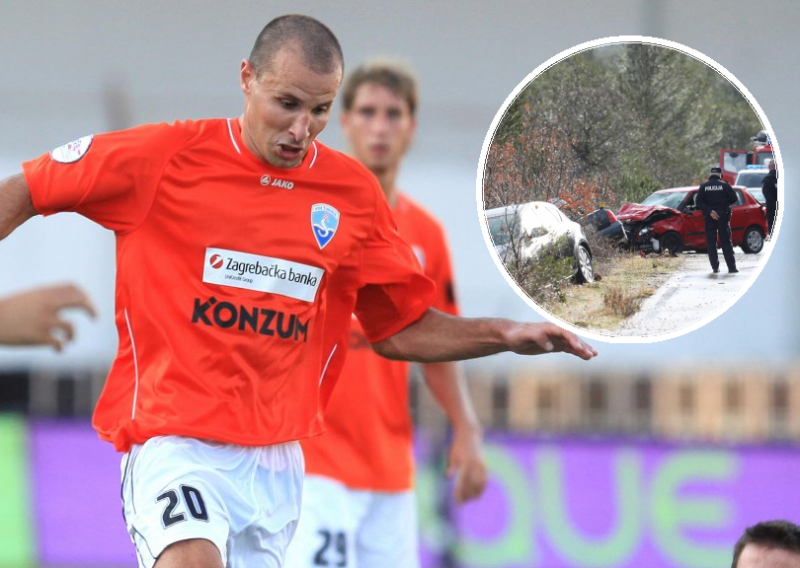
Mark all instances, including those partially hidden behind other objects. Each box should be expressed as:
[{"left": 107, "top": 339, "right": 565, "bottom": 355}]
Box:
[
  {"left": 711, "top": 211, "right": 719, "bottom": 220},
  {"left": 0, "top": 283, "right": 97, "bottom": 351},
  {"left": 504, "top": 322, "right": 597, "bottom": 360},
  {"left": 447, "top": 424, "right": 487, "bottom": 505}
]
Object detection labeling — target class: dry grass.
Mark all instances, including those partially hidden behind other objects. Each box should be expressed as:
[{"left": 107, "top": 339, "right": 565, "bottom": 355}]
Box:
[
  {"left": 542, "top": 247, "right": 685, "bottom": 331},
  {"left": 603, "top": 286, "right": 641, "bottom": 318}
]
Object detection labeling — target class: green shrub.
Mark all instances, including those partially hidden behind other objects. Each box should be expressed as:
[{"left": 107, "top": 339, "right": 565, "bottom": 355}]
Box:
[{"left": 506, "top": 236, "right": 576, "bottom": 305}]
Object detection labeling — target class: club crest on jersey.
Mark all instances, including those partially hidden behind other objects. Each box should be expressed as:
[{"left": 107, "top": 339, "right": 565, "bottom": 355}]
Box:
[
  {"left": 311, "top": 204, "right": 340, "bottom": 250},
  {"left": 50, "top": 135, "right": 94, "bottom": 164}
]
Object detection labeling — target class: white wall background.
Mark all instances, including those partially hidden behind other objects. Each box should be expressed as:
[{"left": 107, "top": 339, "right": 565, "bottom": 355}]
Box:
[{"left": 0, "top": 0, "right": 796, "bottom": 372}]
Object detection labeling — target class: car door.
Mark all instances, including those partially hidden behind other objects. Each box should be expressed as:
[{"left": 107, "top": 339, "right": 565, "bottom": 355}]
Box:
[
  {"left": 681, "top": 190, "right": 707, "bottom": 249},
  {"left": 542, "top": 205, "right": 574, "bottom": 255},
  {"left": 729, "top": 189, "right": 750, "bottom": 245},
  {"left": 520, "top": 206, "right": 553, "bottom": 259}
]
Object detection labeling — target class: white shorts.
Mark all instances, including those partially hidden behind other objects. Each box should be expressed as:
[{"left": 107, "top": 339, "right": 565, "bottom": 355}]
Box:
[
  {"left": 283, "top": 474, "right": 419, "bottom": 568},
  {"left": 120, "top": 436, "right": 304, "bottom": 568}
]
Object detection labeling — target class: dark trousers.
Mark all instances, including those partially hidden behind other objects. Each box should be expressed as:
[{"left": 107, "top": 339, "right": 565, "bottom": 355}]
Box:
[
  {"left": 766, "top": 201, "right": 776, "bottom": 234},
  {"left": 704, "top": 211, "right": 736, "bottom": 271}
]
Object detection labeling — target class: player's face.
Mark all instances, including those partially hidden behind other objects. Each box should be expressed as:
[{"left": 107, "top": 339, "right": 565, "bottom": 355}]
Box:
[
  {"left": 341, "top": 83, "right": 416, "bottom": 175},
  {"left": 240, "top": 47, "right": 341, "bottom": 168},
  {"left": 737, "top": 544, "right": 800, "bottom": 568}
]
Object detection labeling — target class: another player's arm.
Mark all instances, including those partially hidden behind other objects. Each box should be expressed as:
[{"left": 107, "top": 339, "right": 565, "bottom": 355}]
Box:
[
  {"left": 422, "top": 361, "right": 487, "bottom": 504},
  {"left": 0, "top": 174, "right": 36, "bottom": 241},
  {"left": 371, "top": 308, "right": 597, "bottom": 363},
  {"left": 0, "top": 284, "right": 97, "bottom": 350},
  {"left": 0, "top": 176, "right": 96, "bottom": 349}
]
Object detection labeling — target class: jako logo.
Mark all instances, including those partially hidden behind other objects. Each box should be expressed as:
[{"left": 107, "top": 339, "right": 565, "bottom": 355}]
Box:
[
  {"left": 209, "top": 254, "right": 224, "bottom": 269},
  {"left": 191, "top": 297, "right": 309, "bottom": 342},
  {"left": 261, "top": 174, "right": 294, "bottom": 190}
]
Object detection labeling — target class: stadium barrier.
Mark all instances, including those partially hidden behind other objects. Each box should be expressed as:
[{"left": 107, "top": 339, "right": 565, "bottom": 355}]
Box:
[{"left": 2, "top": 416, "right": 800, "bottom": 568}]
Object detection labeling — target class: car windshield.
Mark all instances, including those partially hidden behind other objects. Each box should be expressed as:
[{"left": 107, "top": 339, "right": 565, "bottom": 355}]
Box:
[
  {"left": 748, "top": 188, "right": 765, "bottom": 203},
  {"left": 736, "top": 172, "right": 767, "bottom": 188},
  {"left": 723, "top": 151, "right": 749, "bottom": 173},
  {"left": 487, "top": 214, "right": 519, "bottom": 245},
  {"left": 640, "top": 191, "right": 688, "bottom": 209},
  {"left": 755, "top": 151, "right": 774, "bottom": 166}
]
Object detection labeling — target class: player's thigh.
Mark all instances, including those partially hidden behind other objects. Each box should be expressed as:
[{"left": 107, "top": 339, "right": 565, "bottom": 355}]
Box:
[
  {"left": 355, "top": 490, "right": 419, "bottom": 568},
  {"left": 284, "top": 475, "right": 363, "bottom": 568},
  {"left": 154, "top": 539, "right": 223, "bottom": 568},
  {"left": 121, "top": 437, "right": 230, "bottom": 568}
]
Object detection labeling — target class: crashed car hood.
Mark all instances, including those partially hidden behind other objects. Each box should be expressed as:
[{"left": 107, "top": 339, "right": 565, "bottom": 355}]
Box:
[{"left": 616, "top": 203, "right": 680, "bottom": 225}]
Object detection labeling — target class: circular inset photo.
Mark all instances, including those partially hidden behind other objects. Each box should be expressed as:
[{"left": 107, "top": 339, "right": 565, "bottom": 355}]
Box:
[{"left": 478, "top": 36, "right": 781, "bottom": 343}]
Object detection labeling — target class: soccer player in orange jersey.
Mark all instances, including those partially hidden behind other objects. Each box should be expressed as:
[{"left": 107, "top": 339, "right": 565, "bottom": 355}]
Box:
[
  {"left": 285, "top": 60, "right": 486, "bottom": 568},
  {"left": 286, "top": 61, "right": 486, "bottom": 568},
  {"left": 0, "top": 15, "right": 596, "bottom": 568}
]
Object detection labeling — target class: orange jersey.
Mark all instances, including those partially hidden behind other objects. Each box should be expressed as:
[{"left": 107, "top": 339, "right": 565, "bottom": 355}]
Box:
[
  {"left": 22, "top": 119, "right": 435, "bottom": 452},
  {"left": 301, "top": 193, "right": 459, "bottom": 491}
]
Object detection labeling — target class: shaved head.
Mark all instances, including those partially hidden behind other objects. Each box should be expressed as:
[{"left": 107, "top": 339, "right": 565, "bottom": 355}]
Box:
[{"left": 249, "top": 15, "right": 343, "bottom": 77}]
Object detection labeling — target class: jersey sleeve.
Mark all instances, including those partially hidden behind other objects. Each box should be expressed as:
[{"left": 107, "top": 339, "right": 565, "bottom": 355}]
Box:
[
  {"left": 22, "top": 123, "right": 186, "bottom": 232},
  {"left": 354, "top": 193, "right": 436, "bottom": 344}
]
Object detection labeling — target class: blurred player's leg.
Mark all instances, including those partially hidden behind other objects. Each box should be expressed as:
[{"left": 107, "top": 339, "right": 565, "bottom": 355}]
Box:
[
  {"left": 284, "top": 475, "right": 369, "bottom": 568},
  {"left": 355, "top": 490, "right": 419, "bottom": 568}
]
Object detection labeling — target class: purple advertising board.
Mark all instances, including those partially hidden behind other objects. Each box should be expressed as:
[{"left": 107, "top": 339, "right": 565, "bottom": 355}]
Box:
[
  {"left": 417, "top": 434, "right": 800, "bottom": 568},
  {"left": 29, "top": 419, "right": 135, "bottom": 566},
  {"left": 24, "top": 421, "right": 800, "bottom": 567}
]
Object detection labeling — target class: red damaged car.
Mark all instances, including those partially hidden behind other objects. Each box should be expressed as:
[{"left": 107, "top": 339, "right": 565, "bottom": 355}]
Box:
[{"left": 616, "top": 186, "right": 768, "bottom": 255}]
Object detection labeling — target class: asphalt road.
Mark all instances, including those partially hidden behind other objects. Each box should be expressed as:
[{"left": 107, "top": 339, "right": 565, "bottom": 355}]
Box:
[{"left": 617, "top": 243, "right": 770, "bottom": 338}]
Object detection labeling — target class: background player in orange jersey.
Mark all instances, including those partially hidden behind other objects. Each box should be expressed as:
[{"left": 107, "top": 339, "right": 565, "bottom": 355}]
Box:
[
  {"left": 0, "top": 283, "right": 95, "bottom": 349},
  {"left": 0, "top": 15, "right": 595, "bottom": 568},
  {"left": 284, "top": 60, "right": 486, "bottom": 568}
]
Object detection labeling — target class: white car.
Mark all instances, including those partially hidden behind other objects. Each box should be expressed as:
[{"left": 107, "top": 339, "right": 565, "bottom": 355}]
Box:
[
  {"left": 485, "top": 201, "right": 594, "bottom": 283},
  {"left": 735, "top": 168, "right": 769, "bottom": 204}
]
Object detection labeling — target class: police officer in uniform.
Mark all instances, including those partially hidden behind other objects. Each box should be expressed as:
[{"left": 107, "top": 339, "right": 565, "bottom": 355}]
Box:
[
  {"left": 696, "top": 166, "right": 739, "bottom": 274},
  {"left": 761, "top": 159, "right": 778, "bottom": 237}
]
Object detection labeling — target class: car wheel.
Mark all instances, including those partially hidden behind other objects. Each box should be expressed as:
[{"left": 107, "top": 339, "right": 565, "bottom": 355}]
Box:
[
  {"left": 660, "top": 231, "right": 684, "bottom": 255},
  {"left": 741, "top": 226, "right": 764, "bottom": 254},
  {"left": 575, "top": 244, "right": 594, "bottom": 283}
]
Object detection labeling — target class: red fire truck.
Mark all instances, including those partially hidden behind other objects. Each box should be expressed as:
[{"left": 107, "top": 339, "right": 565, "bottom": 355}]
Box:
[{"left": 718, "top": 130, "right": 774, "bottom": 185}]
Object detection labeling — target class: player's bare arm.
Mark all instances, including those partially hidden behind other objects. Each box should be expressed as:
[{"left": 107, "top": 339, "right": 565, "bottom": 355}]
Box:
[
  {"left": 423, "top": 361, "right": 487, "bottom": 504},
  {"left": 372, "top": 308, "right": 598, "bottom": 363},
  {"left": 0, "top": 173, "right": 37, "bottom": 241},
  {"left": 0, "top": 283, "right": 97, "bottom": 350}
]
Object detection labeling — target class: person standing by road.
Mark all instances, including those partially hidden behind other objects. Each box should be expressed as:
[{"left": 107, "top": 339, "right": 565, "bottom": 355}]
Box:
[
  {"left": 697, "top": 166, "right": 739, "bottom": 274},
  {"left": 761, "top": 159, "right": 778, "bottom": 238}
]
